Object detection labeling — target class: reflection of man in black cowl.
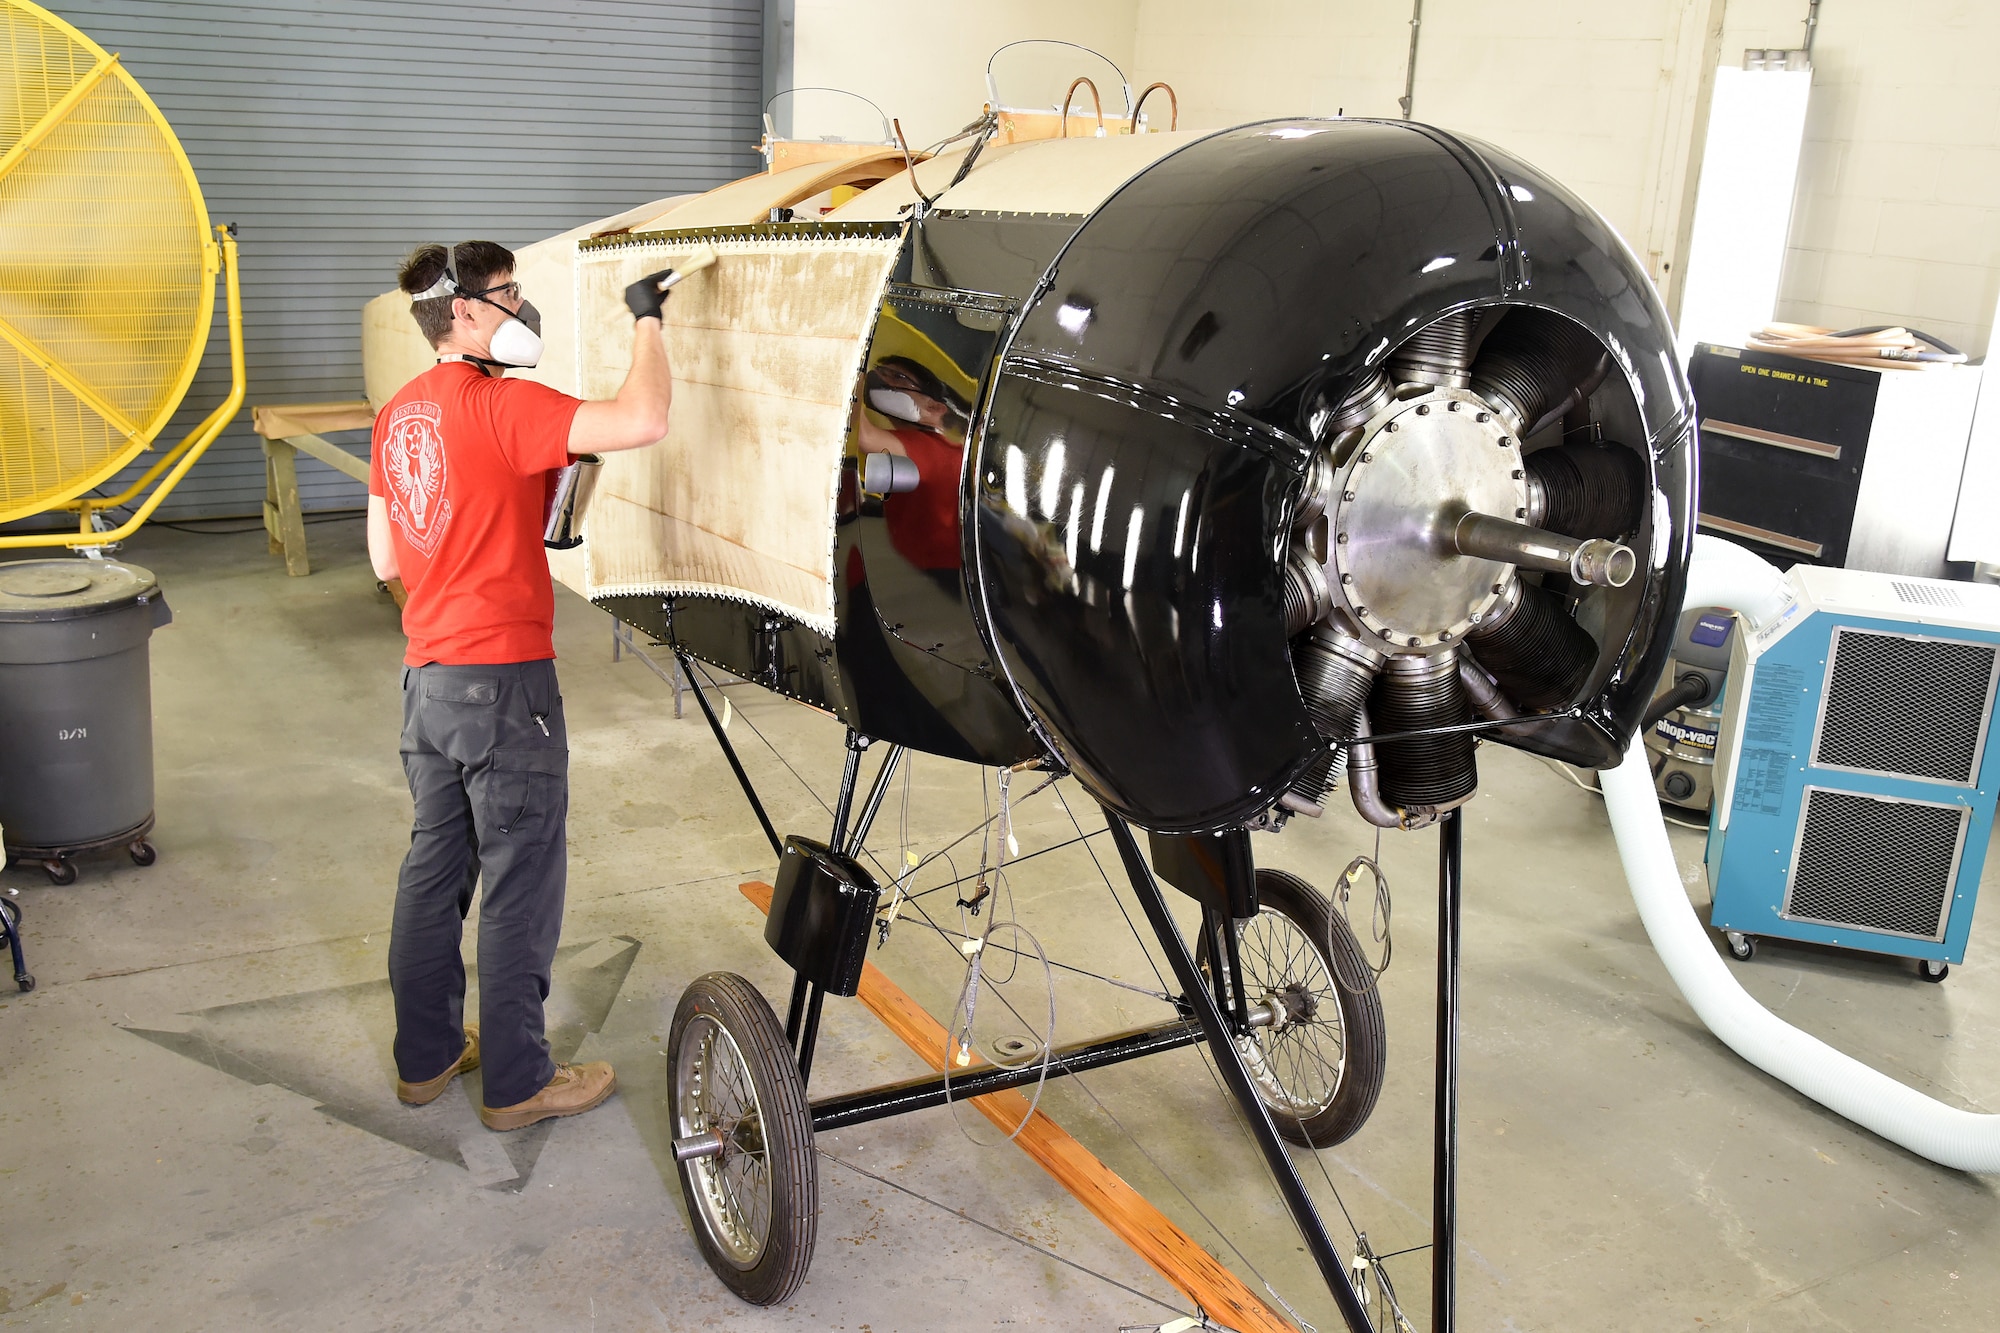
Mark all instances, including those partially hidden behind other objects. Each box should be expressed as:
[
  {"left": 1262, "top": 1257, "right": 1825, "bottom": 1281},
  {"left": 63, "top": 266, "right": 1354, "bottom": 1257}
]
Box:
[{"left": 854, "top": 356, "right": 970, "bottom": 592}]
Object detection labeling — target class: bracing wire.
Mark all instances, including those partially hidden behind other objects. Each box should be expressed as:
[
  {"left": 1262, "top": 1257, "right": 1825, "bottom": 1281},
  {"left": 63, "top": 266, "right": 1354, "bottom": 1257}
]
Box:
[
  {"left": 817, "top": 1146, "right": 1188, "bottom": 1318},
  {"left": 1327, "top": 825, "right": 1394, "bottom": 995}
]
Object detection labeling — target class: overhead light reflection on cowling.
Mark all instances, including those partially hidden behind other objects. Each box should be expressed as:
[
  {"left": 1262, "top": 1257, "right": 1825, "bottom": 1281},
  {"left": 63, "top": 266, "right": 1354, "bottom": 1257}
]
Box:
[
  {"left": 1421, "top": 256, "right": 1456, "bottom": 273},
  {"left": 1065, "top": 480, "right": 1085, "bottom": 570},
  {"left": 1172, "top": 489, "right": 1191, "bottom": 559},
  {"left": 1003, "top": 444, "right": 1029, "bottom": 515},
  {"left": 1038, "top": 439, "right": 1066, "bottom": 517},
  {"left": 1089, "top": 465, "right": 1116, "bottom": 552},
  {"left": 1509, "top": 184, "right": 1534, "bottom": 202},
  {"left": 1121, "top": 505, "right": 1143, "bottom": 591},
  {"left": 1056, "top": 300, "right": 1094, "bottom": 336}
]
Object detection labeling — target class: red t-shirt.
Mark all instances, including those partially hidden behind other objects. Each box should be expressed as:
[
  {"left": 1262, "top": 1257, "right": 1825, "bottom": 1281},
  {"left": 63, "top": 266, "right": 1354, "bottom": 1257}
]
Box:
[
  {"left": 368, "top": 361, "right": 583, "bottom": 666},
  {"left": 883, "top": 426, "right": 965, "bottom": 570}
]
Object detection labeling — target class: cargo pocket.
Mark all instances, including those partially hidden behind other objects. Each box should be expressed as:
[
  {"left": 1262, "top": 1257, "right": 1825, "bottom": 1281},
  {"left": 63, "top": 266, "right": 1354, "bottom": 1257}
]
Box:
[{"left": 485, "top": 746, "right": 568, "bottom": 841}]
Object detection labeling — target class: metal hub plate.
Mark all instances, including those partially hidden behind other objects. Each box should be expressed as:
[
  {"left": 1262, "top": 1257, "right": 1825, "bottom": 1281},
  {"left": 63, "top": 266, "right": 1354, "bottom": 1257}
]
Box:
[{"left": 1326, "top": 386, "right": 1526, "bottom": 650}]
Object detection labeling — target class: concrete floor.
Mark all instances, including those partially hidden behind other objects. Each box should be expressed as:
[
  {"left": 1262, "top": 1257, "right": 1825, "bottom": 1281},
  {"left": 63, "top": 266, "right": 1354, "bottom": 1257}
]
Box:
[{"left": 3, "top": 518, "right": 1998, "bottom": 1332}]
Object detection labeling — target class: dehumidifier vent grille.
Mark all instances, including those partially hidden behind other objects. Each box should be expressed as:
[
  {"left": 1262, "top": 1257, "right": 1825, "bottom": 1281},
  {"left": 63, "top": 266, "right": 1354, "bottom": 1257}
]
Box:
[
  {"left": 1812, "top": 630, "right": 1997, "bottom": 785},
  {"left": 1893, "top": 580, "right": 1960, "bottom": 608},
  {"left": 1784, "top": 788, "right": 1966, "bottom": 940}
]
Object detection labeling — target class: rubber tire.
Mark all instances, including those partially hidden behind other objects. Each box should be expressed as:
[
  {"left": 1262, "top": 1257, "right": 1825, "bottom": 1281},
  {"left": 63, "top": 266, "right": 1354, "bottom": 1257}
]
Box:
[
  {"left": 1726, "top": 932, "right": 1756, "bottom": 961},
  {"left": 130, "top": 841, "right": 158, "bottom": 867},
  {"left": 44, "top": 860, "right": 75, "bottom": 887},
  {"left": 1198, "top": 868, "right": 1388, "bottom": 1148},
  {"left": 667, "top": 972, "right": 817, "bottom": 1306},
  {"left": 1918, "top": 959, "right": 1949, "bottom": 983}
]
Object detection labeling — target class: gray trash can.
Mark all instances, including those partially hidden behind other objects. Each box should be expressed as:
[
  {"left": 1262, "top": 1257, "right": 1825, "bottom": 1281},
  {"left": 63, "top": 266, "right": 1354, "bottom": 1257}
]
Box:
[{"left": 0, "top": 559, "right": 171, "bottom": 885}]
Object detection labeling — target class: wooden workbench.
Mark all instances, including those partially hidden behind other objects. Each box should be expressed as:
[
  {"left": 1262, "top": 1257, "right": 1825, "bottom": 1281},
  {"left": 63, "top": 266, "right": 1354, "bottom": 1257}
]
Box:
[{"left": 250, "top": 400, "right": 374, "bottom": 577}]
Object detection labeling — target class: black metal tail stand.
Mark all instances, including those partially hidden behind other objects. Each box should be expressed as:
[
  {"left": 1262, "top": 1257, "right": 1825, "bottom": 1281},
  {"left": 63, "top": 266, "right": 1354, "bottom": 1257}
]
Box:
[{"left": 1434, "top": 807, "right": 1462, "bottom": 1333}]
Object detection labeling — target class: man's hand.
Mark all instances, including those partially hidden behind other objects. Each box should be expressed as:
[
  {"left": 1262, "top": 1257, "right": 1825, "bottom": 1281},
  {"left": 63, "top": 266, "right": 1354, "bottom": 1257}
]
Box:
[{"left": 623, "top": 269, "right": 676, "bottom": 322}]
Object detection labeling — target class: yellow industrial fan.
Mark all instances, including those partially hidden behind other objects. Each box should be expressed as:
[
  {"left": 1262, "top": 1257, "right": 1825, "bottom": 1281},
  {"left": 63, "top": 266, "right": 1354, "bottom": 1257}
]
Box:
[{"left": 0, "top": 0, "right": 243, "bottom": 547}]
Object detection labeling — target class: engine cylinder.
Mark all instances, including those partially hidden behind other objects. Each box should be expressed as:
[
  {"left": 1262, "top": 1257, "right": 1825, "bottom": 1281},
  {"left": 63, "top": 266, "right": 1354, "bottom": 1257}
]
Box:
[
  {"left": 1288, "top": 626, "right": 1385, "bottom": 803},
  {"left": 1368, "top": 651, "right": 1477, "bottom": 808},
  {"left": 1470, "top": 313, "right": 1611, "bottom": 437},
  {"left": 1467, "top": 578, "right": 1598, "bottom": 709},
  {"left": 1388, "top": 310, "right": 1478, "bottom": 389},
  {"left": 1524, "top": 441, "right": 1648, "bottom": 539},
  {"left": 1282, "top": 552, "right": 1333, "bottom": 638}
]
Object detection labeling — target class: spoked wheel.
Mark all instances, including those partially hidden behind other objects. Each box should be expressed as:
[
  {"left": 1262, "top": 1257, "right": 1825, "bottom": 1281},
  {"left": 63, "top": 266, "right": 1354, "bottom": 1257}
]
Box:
[
  {"left": 1199, "top": 868, "right": 1387, "bottom": 1147},
  {"left": 667, "top": 972, "right": 816, "bottom": 1306}
]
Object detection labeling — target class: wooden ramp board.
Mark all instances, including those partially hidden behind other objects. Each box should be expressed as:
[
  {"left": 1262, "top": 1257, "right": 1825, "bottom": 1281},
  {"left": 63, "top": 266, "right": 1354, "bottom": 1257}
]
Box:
[{"left": 738, "top": 880, "right": 1295, "bottom": 1333}]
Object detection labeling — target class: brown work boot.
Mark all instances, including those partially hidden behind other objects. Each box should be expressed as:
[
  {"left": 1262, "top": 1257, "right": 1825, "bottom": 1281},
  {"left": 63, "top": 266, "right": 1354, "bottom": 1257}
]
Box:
[
  {"left": 478, "top": 1061, "right": 617, "bottom": 1132},
  {"left": 396, "top": 1024, "right": 481, "bottom": 1106}
]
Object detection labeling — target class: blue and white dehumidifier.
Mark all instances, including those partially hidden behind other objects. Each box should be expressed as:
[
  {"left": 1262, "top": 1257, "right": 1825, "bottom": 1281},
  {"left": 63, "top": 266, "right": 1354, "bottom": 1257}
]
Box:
[{"left": 1707, "top": 566, "right": 2000, "bottom": 980}]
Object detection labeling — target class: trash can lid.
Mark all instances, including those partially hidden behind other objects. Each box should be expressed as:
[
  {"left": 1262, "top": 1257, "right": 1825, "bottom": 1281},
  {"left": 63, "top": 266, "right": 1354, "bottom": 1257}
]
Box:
[{"left": 0, "top": 559, "right": 160, "bottom": 622}]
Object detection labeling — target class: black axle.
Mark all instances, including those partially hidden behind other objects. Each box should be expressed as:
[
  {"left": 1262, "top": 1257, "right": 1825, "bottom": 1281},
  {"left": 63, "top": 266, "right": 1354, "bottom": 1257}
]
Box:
[{"left": 809, "top": 1018, "right": 1203, "bottom": 1131}]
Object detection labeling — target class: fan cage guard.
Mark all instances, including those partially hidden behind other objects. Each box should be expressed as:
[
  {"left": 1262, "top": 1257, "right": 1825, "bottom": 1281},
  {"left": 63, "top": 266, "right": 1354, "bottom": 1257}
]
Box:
[{"left": 0, "top": 0, "right": 221, "bottom": 527}]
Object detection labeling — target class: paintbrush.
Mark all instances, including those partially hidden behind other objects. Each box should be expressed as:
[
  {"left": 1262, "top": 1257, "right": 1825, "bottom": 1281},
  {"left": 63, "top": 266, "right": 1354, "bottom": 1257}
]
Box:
[{"left": 660, "top": 243, "right": 718, "bottom": 290}]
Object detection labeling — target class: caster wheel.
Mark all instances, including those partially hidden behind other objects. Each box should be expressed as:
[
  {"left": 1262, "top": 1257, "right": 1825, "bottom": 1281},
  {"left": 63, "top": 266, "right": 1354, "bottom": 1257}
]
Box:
[
  {"left": 129, "top": 840, "right": 157, "bottom": 867},
  {"left": 43, "top": 859, "right": 76, "bottom": 887},
  {"left": 1197, "top": 868, "right": 1388, "bottom": 1148},
  {"left": 1, "top": 899, "right": 20, "bottom": 928},
  {"left": 1918, "top": 959, "right": 1949, "bottom": 983},
  {"left": 15, "top": 973, "right": 32, "bottom": 993},
  {"left": 668, "top": 972, "right": 817, "bottom": 1306},
  {"left": 1725, "top": 931, "right": 1756, "bottom": 961}
]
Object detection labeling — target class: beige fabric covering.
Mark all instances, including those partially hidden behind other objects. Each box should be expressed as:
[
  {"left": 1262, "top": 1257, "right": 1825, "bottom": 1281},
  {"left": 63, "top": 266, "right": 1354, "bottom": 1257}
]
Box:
[{"left": 572, "top": 233, "right": 902, "bottom": 634}]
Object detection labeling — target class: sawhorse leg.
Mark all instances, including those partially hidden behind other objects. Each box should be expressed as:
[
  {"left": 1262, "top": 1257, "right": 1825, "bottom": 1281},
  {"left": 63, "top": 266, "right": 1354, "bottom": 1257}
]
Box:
[{"left": 261, "top": 437, "right": 310, "bottom": 576}]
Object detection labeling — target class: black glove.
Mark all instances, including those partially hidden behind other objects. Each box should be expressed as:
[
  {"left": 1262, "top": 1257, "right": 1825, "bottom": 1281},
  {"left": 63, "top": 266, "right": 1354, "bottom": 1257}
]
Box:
[{"left": 623, "top": 268, "right": 675, "bottom": 321}]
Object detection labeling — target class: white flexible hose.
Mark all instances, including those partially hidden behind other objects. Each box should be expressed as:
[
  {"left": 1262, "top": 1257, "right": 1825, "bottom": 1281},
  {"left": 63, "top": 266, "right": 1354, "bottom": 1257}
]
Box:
[{"left": 1600, "top": 536, "right": 2000, "bottom": 1171}]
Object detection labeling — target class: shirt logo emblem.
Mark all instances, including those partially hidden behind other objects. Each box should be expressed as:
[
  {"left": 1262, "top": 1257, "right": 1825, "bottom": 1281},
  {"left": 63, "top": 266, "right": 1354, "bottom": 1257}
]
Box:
[{"left": 382, "top": 401, "right": 452, "bottom": 556}]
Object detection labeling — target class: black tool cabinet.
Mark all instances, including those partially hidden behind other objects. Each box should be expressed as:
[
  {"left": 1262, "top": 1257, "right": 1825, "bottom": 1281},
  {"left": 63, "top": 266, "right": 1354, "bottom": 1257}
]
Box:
[{"left": 1687, "top": 342, "right": 1979, "bottom": 577}]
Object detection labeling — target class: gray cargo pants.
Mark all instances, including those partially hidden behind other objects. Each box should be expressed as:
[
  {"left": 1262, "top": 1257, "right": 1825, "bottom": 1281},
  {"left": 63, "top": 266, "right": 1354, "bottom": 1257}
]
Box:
[{"left": 389, "top": 659, "right": 567, "bottom": 1108}]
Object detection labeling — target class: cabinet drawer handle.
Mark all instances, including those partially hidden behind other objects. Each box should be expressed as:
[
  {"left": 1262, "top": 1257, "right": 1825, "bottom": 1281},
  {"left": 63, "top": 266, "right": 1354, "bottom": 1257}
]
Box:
[
  {"left": 1700, "top": 417, "right": 1843, "bottom": 460},
  {"left": 1696, "top": 511, "right": 1825, "bottom": 557}
]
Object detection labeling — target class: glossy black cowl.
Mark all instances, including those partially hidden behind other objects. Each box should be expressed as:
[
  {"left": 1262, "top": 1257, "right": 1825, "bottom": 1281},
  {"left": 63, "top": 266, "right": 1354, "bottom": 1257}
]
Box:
[{"left": 967, "top": 119, "right": 1696, "bottom": 835}]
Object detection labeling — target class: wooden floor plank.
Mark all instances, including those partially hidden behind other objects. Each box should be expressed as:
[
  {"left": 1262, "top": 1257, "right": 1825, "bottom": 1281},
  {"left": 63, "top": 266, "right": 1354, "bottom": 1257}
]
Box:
[{"left": 739, "top": 880, "right": 1296, "bottom": 1333}]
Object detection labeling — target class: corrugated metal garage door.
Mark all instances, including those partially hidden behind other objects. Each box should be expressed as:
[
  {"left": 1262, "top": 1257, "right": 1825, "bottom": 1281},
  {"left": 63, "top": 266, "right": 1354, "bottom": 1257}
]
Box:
[{"left": 54, "top": 0, "right": 764, "bottom": 520}]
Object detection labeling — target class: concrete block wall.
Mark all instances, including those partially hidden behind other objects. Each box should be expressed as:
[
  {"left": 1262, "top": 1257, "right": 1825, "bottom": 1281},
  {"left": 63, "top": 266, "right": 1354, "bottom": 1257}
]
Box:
[
  {"left": 786, "top": 1, "right": 2000, "bottom": 357},
  {"left": 1132, "top": 0, "right": 1719, "bottom": 291},
  {"left": 1758, "top": 1, "right": 2000, "bottom": 356}
]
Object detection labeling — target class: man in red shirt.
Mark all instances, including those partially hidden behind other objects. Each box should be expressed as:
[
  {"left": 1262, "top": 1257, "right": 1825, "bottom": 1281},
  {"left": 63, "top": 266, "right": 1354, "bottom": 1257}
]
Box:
[{"left": 367, "top": 240, "right": 674, "bottom": 1130}]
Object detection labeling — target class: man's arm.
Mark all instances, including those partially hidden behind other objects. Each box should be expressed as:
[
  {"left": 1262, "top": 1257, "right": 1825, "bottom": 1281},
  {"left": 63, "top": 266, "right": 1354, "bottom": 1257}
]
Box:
[
  {"left": 367, "top": 494, "right": 400, "bottom": 582},
  {"left": 568, "top": 316, "right": 671, "bottom": 455}
]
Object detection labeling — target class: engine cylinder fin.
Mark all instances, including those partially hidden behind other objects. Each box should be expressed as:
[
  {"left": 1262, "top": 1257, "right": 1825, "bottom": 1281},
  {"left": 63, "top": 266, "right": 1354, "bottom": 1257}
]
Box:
[
  {"left": 1368, "top": 651, "right": 1477, "bottom": 808},
  {"left": 1282, "top": 552, "right": 1333, "bottom": 638},
  {"left": 1288, "top": 626, "right": 1384, "bottom": 803},
  {"left": 1308, "top": 368, "right": 1394, "bottom": 451},
  {"left": 1294, "top": 447, "right": 1336, "bottom": 529},
  {"left": 1470, "top": 312, "right": 1612, "bottom": 438},
  {"left": 1387, "top": 310, "right": 1479, "bottom": 389},
  {"left": 1467, "top": 578, "right": 1597, "bottom": 710},
  {"left": 1524, "top": 441, "right": 1648, "bottom": 539}
]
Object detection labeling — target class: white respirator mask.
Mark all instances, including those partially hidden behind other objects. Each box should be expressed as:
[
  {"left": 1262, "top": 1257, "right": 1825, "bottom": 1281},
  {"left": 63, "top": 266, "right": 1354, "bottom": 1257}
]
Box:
[
  {"left": 486, "top": 301, "right": 543, "bottom": 368},
  {"left": 867, "top": 387, "right": 923, "bottom": 423}
]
